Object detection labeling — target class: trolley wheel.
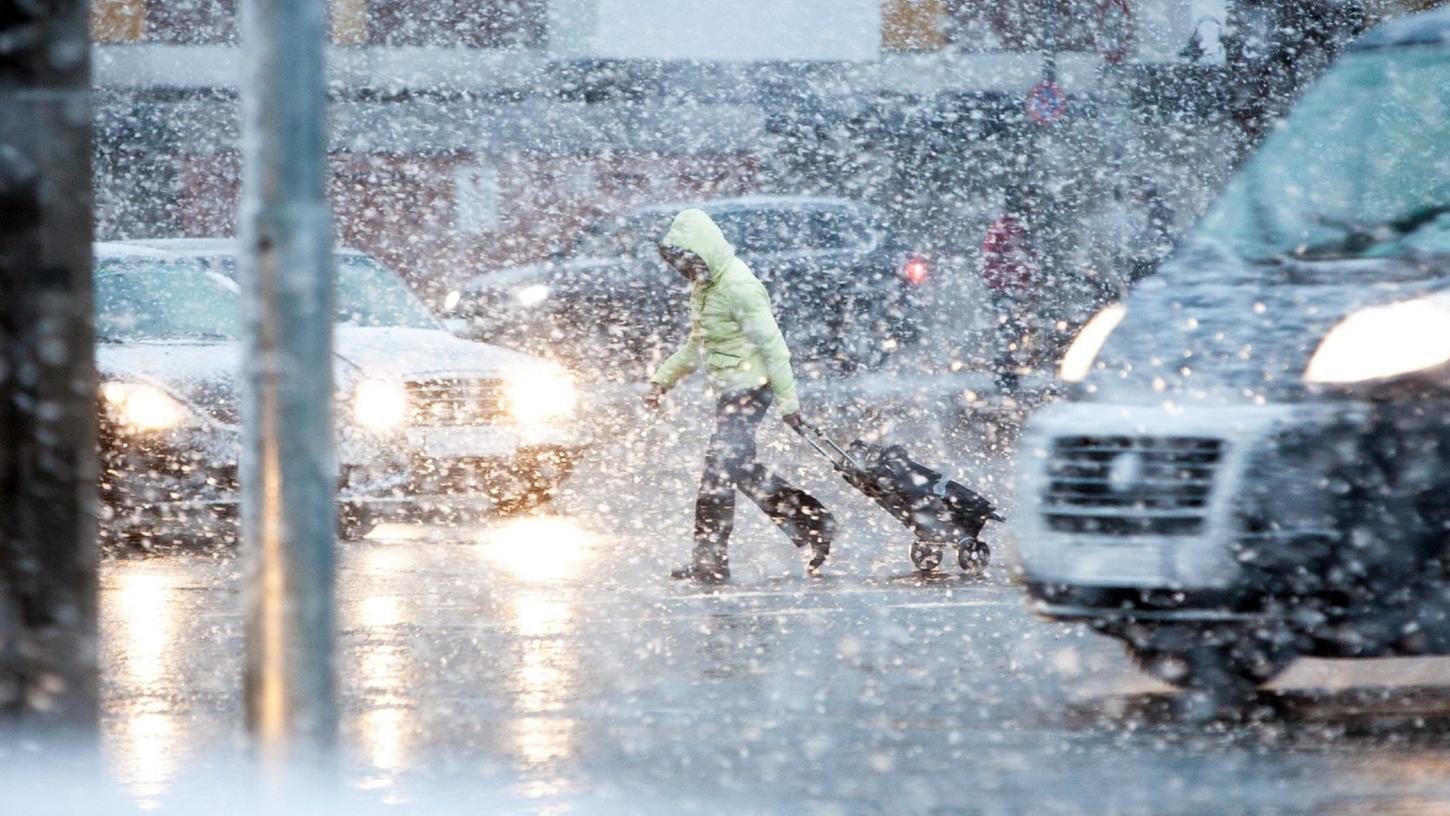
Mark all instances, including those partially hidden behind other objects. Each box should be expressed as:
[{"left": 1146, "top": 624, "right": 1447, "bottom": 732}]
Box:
[
  {"left": 956, "top": 538, "right": 990, "bottom": 576},
  {"left": 910, "top": 541, "right": 943, "bottom": 572}
]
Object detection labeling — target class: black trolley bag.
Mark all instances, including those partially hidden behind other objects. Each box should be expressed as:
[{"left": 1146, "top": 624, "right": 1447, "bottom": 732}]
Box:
[{"left": 794, "top": 422, "right": 1004, "bottom": 574}]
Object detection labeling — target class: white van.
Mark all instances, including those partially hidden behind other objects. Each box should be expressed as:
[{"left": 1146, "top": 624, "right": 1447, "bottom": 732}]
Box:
[{"left": 1014, "top": 8, "right": 1450, "bottom": 692}]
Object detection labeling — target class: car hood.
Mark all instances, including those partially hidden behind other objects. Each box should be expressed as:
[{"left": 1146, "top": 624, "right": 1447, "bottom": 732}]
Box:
[
  {"left": 97, "top": 341, "right": 247, "bottom": 425},
  {"left": 465, "top": 256, "right": 627, "bottom": 291},
  {"left": 333, "top": 326, "right": 557, "bottom": 380},
  {"left": 97, "top": 329, "right": 559, "bottom": 427},
  {"left": 1088, "top": 257, "right": 1447, "bottom": 405}
]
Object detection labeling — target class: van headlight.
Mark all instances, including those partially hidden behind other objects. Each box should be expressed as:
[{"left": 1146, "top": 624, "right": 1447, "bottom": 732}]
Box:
[
  {"left": 505, "top": 370, "right": 577, "bottom": 423},
  {"left": 101, "top": 382, "right": 189, "bottom": 433},
  {"left": 1059, "top": 304, "right": 1127, "bottom": 383},
  {"left": 1305, "top": 297, "right": 1450, "bottom": 385},
  {"left": 352, "top": 379, "right": 409, "bottom": 431}
]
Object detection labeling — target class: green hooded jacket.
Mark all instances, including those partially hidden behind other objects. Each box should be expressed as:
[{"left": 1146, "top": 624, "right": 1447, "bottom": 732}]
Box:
[{"left": 650, "top": 209, "right": 800, "bottom": 415}]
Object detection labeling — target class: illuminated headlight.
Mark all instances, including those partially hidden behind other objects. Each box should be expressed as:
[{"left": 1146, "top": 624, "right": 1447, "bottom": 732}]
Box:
[
  {"left": 504, "top": 370, "right": 577, "bottom": 423},
  {"left": 101, "top": 382, "right": 189, "bottom": 433},
  {"left": 514, "top": 284, "right": 551, "bottom": 307},
  {"left": 1059, "top": 303, "right": 1127, "bottom": 383},
  {"left": 1305, "top": 297, "right": 1450, "bottom": 385},
  {"left": 352, "top": 379, "right": 409, "bottom": 431}
]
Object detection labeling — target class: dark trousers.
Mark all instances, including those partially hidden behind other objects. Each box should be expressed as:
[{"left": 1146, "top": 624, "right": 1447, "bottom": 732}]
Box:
[
  {"left": 990, "top": 290, "right": 1032, "bottom": 388},
  {"left": 693, "top": 387, "right": 832, "bottom": 570}
]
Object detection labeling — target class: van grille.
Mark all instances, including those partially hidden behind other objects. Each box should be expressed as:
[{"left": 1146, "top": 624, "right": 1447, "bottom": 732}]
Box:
[
  {"left": 406, "top": 377, "right": 506, "bottom": 426},
  {"left": 1043, "top": 436, "right": 1223, "bottom": 536}
]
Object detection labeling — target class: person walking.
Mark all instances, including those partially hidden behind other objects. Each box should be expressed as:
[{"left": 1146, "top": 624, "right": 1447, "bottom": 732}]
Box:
[
  {"left": 1124, "top": 183, "right": 1176, "bottom": 286},
  {"left": 980, "top": 187, "right": 1043, "bottom": 391},
  {"left": 644, "top": 208, "right": 836, "bottom": 584}
]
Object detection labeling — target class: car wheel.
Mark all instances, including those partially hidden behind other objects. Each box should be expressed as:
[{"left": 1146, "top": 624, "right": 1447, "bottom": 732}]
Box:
[
  {"left": 337, "top": 504, "right": 376, "bottom": 541},
  {"left": 99, "top": 524, "right": 152, "bottom": 554},
  {"left": 1125, "top": 629, "right": 1292, "bottom": 692}
]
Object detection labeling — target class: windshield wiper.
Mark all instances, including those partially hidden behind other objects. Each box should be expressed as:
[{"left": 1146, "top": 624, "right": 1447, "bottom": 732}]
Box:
[{"left": 1297, "top": 202, "right": 1450, "bottom": 259}]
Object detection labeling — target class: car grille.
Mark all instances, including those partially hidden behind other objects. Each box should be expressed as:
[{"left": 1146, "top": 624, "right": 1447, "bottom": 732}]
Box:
[
  {"left": 1043, "top": 435, "right": 1224, "bottom": 536},
  {"left": 406, "top": 377, "right": 507, "bottom": 426}
]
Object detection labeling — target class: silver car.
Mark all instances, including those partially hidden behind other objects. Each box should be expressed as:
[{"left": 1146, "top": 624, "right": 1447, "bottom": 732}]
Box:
[{"left": 97, "top": 241, "right": 586, "bottom": 546}]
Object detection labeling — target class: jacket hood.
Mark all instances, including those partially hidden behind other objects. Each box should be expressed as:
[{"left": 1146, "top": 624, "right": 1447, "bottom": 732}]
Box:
[{"left": 661, "top": 208, "right": 736, "bottom": 281}]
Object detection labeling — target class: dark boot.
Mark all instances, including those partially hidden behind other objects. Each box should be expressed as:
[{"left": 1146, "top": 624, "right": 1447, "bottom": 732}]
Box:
[
  {"left": 806, "top": 507, "right": 837, "bottom": 572},
  {"left": 680, "top": 491, "right": 732, "bottom": 583},
  {"left": 756, "top": 484, "right": 836, "bottom": 571},
  {"left": 670, "top": 562, "right": 731, "bottom": 583}
]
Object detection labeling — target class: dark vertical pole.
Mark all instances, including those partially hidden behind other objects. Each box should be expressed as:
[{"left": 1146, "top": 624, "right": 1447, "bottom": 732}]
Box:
[
  {"left": 238, "top": 0, "right": 338, "bottom": 777},
  {"left": 0, "top": 0, "right": 99, "bottom": 733}
]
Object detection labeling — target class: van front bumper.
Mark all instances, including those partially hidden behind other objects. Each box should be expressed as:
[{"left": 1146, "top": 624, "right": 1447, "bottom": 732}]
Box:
[{"left": 1014, "top": 400, "right": 1358, "bottom": 604}]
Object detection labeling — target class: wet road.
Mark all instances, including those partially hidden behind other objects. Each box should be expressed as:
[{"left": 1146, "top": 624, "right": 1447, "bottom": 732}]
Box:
[{"left": 98, "top": 394, "right": 1450, "bottom": 814}]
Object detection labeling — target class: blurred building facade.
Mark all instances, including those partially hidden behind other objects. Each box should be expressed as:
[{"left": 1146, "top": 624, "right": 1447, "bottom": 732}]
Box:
[{"left": 91, "top": 0, "right": 1389, "bottom": 305}]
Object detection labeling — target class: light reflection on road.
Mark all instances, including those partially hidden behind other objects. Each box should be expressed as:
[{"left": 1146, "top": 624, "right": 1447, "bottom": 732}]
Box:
[
  {"left": 476, "top": 515, "right": 598, "bottom": 584},
  {"left": 358, "top": 707, "right": 408, "bottom": 776},
  {"left": 485, "top": 516, "right": 596, "bottom": 795},
  {"left": 349, "top": 546, "right": 415, "bottom": 798},
  {"left": 102, "top": 560, "right": 194, "bottom": 811},
  {"left": 109, "top": 709, "right": 181, "bottom": 810},
  {"left": 110, "top": 568, "right": 175, "bottom": 687},
  {"left": 348, "top": 515, "right": 603, "bottom": 799},
  {"left": 94, "top": 506, "right": 1450, "bottom": 811},
  {"left": 98, "top": 516, "right": 604, "bottom": 805}
]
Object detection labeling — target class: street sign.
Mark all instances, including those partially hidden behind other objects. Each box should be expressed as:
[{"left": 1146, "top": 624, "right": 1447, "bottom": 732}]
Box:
[
  {"left": 1095, "top": 0, "right": 1135, "bottom": 65},
  {"left": 1026, "top": 81, "right": 1067, "bottom": 125}
]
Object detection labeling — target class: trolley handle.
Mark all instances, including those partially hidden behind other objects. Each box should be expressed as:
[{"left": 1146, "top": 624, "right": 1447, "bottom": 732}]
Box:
[{"left": 791, "top": 420, "right": 862, "bottom": 473}]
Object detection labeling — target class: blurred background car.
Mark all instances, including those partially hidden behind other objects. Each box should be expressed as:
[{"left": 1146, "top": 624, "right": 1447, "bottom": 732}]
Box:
[
  {"left": 97, "top": 240, "right": 586, "bottom": 547},
  {"left": 1014, "top": 10, "right": 1450, "bottom": 696},
  {"left": 446, "top": 195, "right": 930, "bottom": 382}
]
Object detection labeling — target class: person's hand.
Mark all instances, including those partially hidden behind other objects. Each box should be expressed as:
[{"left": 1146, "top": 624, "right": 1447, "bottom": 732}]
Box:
[
  {"left": 642, "top": 384, "right": 665, "bottom": 410},
  {"left": 782, "top": 412, "right": 803, "bottom": 430}
]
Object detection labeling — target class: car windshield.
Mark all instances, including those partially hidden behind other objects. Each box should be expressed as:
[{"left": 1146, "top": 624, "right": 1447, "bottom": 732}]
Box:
[
  {"left": 336, "top": 255, "right": 443, "bottom": 329},
  {"left": 712, "top": 208, "right": 819, "bottom": 253},
  {"left": 95, "top": 257, "right": 240, "bottom": 342},
  {"left": 1188, "top": 46, "right": 1450, "bottom": 269},
  {"left": 573, "top": 212, "right": 672, "bottom": 259}
]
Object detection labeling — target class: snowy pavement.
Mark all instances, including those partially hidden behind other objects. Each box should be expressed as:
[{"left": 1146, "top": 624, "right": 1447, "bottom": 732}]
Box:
[{"left": 87, "top": 403, "right": 1450, "bottom": 815}]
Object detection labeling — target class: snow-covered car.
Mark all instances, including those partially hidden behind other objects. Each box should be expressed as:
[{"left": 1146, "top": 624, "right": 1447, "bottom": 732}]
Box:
[
  {"left": 97, "top": 241, "right": 585, "bottom": 545},
  {"left": 1014, "top": 9, "right": 1450, "bottom": 693},
  {"left": 447, "top": 196, "right": 927, "bottom": 380}
]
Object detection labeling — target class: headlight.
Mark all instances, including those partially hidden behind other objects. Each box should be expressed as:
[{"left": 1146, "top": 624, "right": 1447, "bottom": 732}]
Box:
[
  {"left": 101, "top": 382, "right": 188, "bottom": 432},
  {"left": 504, "top": 370, "right": 577, "bottom": 423},
  {"left": 1059, "top": 304, "right": 1127, "bottom": 383},
  {"left": 352, "top": 379, "right": 409, "bottom": 431},
  {"left": 1305, "top": 297, "right": 1450, "bottom": 385},
  {"left": 514, "top": 284, "right": 551, "bottom": 307}
]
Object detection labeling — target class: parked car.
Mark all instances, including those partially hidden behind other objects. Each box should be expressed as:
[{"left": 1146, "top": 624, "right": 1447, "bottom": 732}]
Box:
[
  {"left": 1014, "top": 9, "right": 1450, "bottom": 694},
  {"left": 448, "top": 196, "right": 929, "bottom": 380},
  {"left": 97, "top": 240, "right": 585, "bottom": 546}
]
